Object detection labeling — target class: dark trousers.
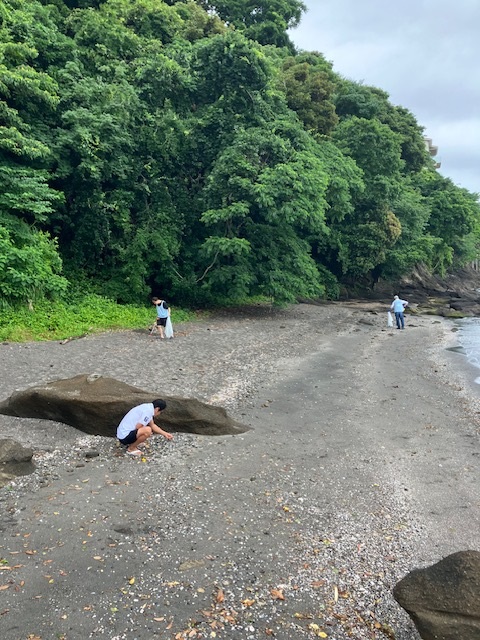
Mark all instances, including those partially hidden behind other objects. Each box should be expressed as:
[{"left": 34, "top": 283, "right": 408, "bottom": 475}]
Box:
[{"left": 395, "top": 311, "right": 405, "bottom": 329}]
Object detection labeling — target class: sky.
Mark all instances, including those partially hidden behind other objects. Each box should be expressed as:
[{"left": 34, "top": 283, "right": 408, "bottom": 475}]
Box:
[{"left": 289, "top": 0, "right": 480, "bottom": 196}]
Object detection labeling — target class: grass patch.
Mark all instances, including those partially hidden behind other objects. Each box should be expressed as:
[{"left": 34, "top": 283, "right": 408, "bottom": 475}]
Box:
[{"left": 0, "top": 294, "right": 196, "bottom": 342}]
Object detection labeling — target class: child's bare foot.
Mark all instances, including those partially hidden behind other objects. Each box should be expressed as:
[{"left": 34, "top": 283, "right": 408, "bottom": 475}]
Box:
[{"left": 126, "top": 449, "right": 142, "bottom": 457}]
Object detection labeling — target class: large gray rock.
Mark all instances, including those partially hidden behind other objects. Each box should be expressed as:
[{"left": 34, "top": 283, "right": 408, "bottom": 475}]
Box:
[
  {"left": 393, "top": 550, "right": 480, "bottom": 640},
  {"left": 0, "top": 374, "right": 249, "bottom": 437}
]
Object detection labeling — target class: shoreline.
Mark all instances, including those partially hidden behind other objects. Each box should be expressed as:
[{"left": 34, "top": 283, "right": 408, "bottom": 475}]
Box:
[{"left": 0, "top": 303, "right": 479, "bottom": 640}]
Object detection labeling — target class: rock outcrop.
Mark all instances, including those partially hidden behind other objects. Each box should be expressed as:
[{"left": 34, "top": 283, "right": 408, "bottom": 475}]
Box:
[
  {"left": 0, "top": 374, "right": 249, "bottom": 437},
  {"left": 372, "top": 265, "right": 480, "bottom": 317},
  {"left": 393, "top": 550, "right": 480, "bottom": 640}
]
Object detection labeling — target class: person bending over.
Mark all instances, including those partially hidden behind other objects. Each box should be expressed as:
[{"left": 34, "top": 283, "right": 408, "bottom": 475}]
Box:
[
  {"left": 151, "top": 297, "right": 170, "bottom": 339},
  {"left": 390, "top": 295, "right": 408, "bottom": 330},
  {"left": 117, "top": 399, "right": 173, "bottom": 456}
]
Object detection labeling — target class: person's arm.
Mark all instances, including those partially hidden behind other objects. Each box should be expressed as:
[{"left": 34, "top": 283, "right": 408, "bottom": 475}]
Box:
[{"left": 149, "top": 419, "right": 173, "bottom": 440}]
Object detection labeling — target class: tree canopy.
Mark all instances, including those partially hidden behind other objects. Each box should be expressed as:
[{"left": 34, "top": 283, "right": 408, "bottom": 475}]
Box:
[{"left": 0, "top": 0, "right": 479, "bottom": 308}]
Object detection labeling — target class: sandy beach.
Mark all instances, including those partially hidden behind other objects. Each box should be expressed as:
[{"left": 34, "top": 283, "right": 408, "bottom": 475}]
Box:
[{"left": 0, "top": 302, "right": 479, "bottom": 640}]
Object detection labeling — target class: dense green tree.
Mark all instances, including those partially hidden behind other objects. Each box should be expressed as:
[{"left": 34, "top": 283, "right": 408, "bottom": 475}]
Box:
[
  {"left": 328, "top": 117, "right": 406, "bottom": 279},
  {"left": 382, "top": 106, "right": 428, "bottom": 175},
  {"left": 417, "top": 171, "right": 480, "bottom": 266},
  {"left": 333, "top": 116, "right": 404, "bottom": 204},
  {"left": 280, "top": 52, "right": 338, "bottom": 136},
  {"left": 101, "top": 0, "right": 182, "bottom": 43},
  {"left": 191, "top": 30, "right": 271, "bottom": 108},
  {"left": 335, "top": 80, "right": 428, "bottom": 174},
  {"left": 380, "top": 187, "right": 434, "bottom": 277},
  {"left": 173, "top": 1, "right": 226, "bottom": 41},
  {"left": 335, "top": 80, "right": 388, "bottom": 121},
  {"left": 0, "top": 1, "right": 67, "bottom": 304},
  {"left": 1, "top": 0, "right": 479, "bottom": 310},
  {"left": 197, "top": 119, "right": 330, "bottom": 302},
  {"left": 195, "top": 0, "right": 305, "bottom": 48},
  {"left": 0, "top": 213, "right": 67, "bottom": 306}
]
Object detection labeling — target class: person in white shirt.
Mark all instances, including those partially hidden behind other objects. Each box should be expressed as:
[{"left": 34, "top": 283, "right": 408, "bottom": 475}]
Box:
[
  {"left": 390, "top": 295, "right": 408, "bottom": 330},
  {"left": 116, "top": 399, "right": 173, "bottom": 456}
]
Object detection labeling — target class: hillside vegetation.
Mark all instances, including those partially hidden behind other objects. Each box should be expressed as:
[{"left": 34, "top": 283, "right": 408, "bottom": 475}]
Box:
[{"left": 1, "top": 0, "right": 479, "bottom": 319}]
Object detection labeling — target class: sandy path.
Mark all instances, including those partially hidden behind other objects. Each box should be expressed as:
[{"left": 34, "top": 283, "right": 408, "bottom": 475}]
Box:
[{"left": 0, "top": 303, "right": 479, "bottom": 640}]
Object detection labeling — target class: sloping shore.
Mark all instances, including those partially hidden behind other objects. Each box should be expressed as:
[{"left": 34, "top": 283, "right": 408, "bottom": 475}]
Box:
[{"left": 0, "top": 303, "right": 479, "bottom": 640}]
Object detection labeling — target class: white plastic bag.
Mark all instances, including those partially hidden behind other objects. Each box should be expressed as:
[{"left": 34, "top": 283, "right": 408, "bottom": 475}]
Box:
[
  {"left": 165, "top": 316, "right": 174, "bottom": 339},
  {"left": 387, "top": 311, "right": 393, "bottom": 328}
]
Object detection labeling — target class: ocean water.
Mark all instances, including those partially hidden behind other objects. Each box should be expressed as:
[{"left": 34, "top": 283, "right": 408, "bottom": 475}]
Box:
[{"left": 454, "top": 318, "right": 480, "bottom": 384}]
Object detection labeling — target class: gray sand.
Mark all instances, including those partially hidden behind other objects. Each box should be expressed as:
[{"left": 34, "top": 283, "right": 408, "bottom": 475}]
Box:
[{"left": 0, "top": 302, "right": 479, "bottom": 640}]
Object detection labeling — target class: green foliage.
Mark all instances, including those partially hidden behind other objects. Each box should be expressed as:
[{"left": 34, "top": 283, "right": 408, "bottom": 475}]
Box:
[
  {"left": 382, "top": 106, "right": 428, "bottom": 175},
  {"left": 197, "top": 120, "right": 330, "bottom": 303},
  {"left": 333, "top": 207, "right": 402, "bottom": 278},
  {"left": 381, "top": 187, "right": 432, "bottom": 276},
  {"left": 174, "top": 1, "right": 226, "bottom": 41},
  {"left": 335, "top": 81, "right": 390, "bottom": 121},
  {"left": 407, "top": 170, "right": 480, "bottom": 270},
  {"left": 333, "top": 116, "right": 404, "bottom": 204},
  {"left": 314, "top": 140, "right": 364, "bottom": 223},
  {"left": 334, "top": 80, "right": 428, "bottom": 174},
  {"left": 0, "top": 214, "right": 68, "bottom": 305},
  {"left": 191, "top": 30, "right": 271, "bottom": 108},
  {"left": 0, "top": 293, "right": 194, "bottom": 341},
  {"left": 197, "top": 0, "right": 306, "bottom": 48},
  {"left": 280, "top": 53, "right": 338, "bottom": 136},
  {"left": 0, "top": 0, "right": 479, "bottom": 322},
  {"left": 101, "top": 0, "right": 182, "bottom": 43}
]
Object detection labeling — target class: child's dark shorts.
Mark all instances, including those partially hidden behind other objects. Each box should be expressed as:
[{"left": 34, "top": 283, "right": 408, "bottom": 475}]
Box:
[
  {"left": 118, "top": 429, "right": 138, "bottom": 445},
  {"left": 156, "top": 317, "right": 167, "bottom": 327}
]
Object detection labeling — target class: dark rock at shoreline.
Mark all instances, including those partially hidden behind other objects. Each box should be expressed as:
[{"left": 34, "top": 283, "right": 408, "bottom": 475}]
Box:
[
  {"left": 393, "top": 550, "right": 480, "bottom": 639},
  {"left": 371, "top": 265, "right": 480, "bottom": 318},
  {"left": 0, "top": 374, "right": 249, "bottom": 438}
]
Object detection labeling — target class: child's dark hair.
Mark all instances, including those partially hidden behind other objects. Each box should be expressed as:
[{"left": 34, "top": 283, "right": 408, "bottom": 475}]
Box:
[{"left": 153, "top": 399, "right": 166, "bottom": 411}]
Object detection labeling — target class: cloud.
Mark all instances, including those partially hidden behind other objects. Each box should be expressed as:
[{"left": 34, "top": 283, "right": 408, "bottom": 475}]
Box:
[{"left": 290, "top": 0, "right": 480, "bottom": 194}]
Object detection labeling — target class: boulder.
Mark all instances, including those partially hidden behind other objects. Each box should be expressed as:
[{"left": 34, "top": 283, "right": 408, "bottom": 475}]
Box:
[
  {"left": 448, "top": 300, "right": 465, "bottom": 311},
  {"left": 0, "top": 438, "right": 34, "bottom": 464},
  {"left": 393, "top": 550, "right": 480, "bottom": 640},
  {"left": 0, "top": 439, "right": 35, "bottom": 488},
  {"left": 0, "top": 374, "right": 249, "bottom": 437}
]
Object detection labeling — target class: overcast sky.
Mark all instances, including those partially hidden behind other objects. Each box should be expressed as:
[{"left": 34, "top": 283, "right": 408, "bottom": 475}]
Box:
[{"left": 289, "top": 0, "right": 480, "bottom": 196}]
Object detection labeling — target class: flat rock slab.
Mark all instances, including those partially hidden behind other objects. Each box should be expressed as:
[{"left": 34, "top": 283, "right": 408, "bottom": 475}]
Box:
[
  {"left": 0, "top": 374, "right": 249, "bottom": 437},
  {"left": 394, "top": 550, "right": 480, "bottom": 640}
]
